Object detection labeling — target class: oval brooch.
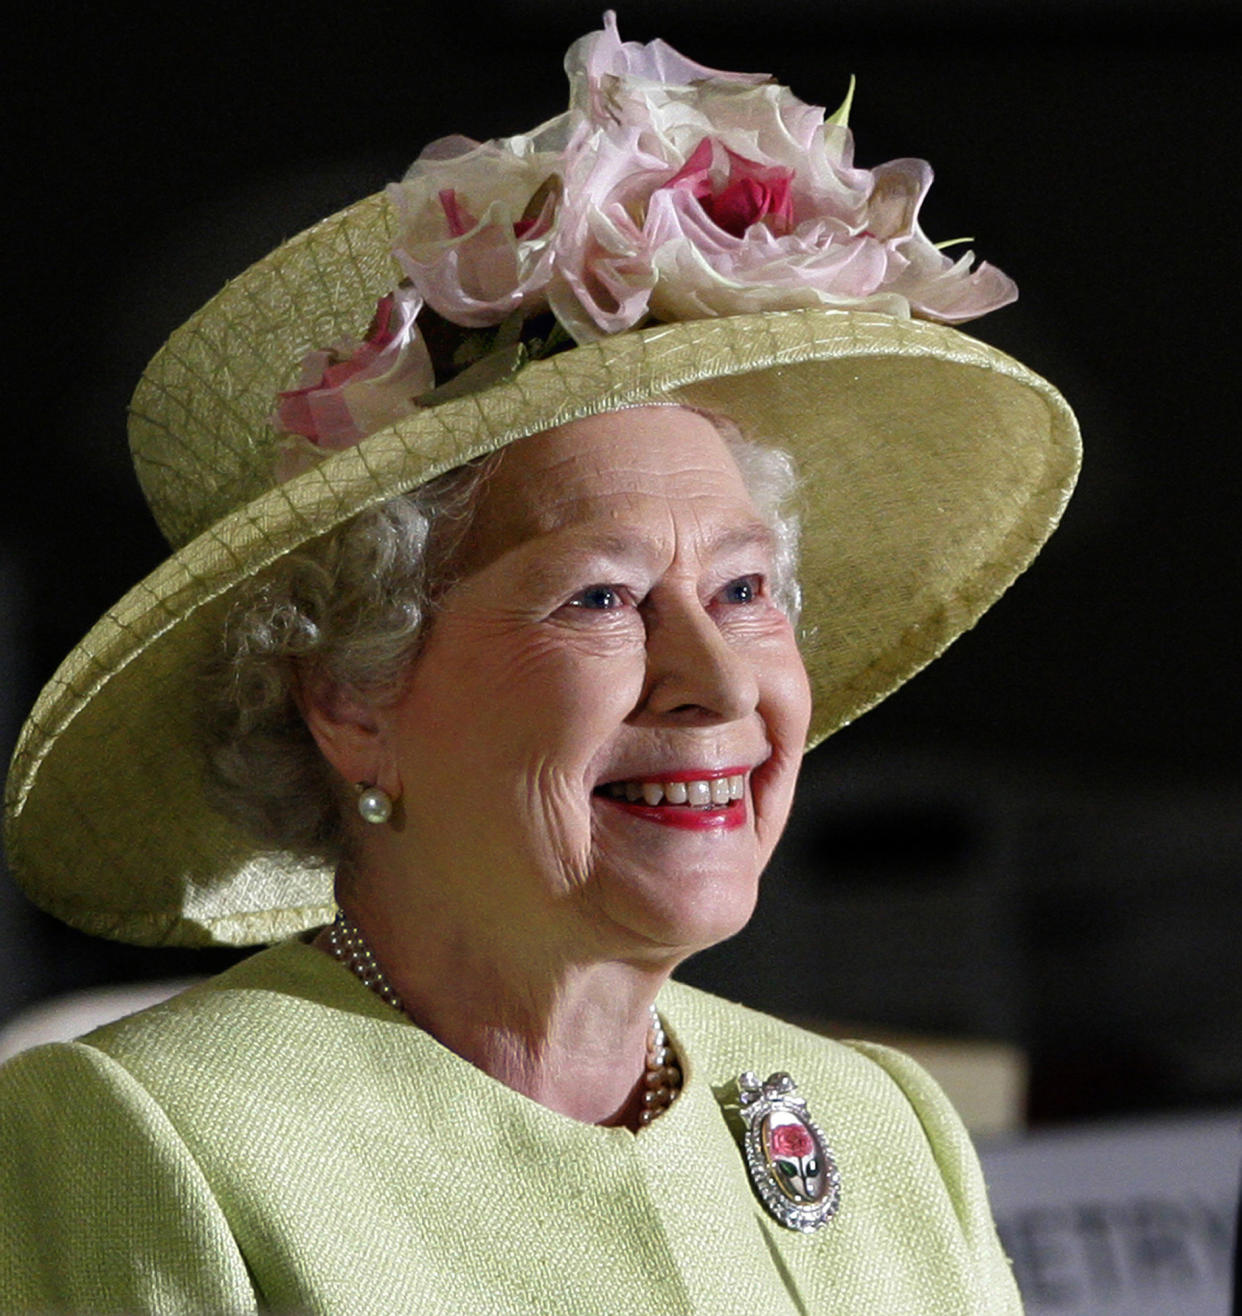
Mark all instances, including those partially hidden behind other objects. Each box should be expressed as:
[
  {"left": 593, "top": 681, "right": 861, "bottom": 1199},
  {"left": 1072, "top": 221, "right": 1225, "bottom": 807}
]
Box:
[{"left": 737, "top": 1070, "right": 841, "bottom": 1232}]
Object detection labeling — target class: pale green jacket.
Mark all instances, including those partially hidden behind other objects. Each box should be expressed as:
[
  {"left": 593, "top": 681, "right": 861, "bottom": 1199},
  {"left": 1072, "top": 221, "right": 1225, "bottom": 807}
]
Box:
[{"left": 0, "top": 940, "right": 1021, "bottom": 1314}]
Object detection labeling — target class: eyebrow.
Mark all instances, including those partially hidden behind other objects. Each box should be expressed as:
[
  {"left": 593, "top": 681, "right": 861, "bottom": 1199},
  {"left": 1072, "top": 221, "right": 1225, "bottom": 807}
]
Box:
[
  {"left": 702, "top": 520, "right": 778, "bottom": 559},
  {"left": 516, "top": 518, "right": 778, "bottom": 590},
  {"left": 554, "top": 518, "right": 774, "bottom": 563},
  {"left": 513, "top": 532, "right": 660, "bottom": 594}
]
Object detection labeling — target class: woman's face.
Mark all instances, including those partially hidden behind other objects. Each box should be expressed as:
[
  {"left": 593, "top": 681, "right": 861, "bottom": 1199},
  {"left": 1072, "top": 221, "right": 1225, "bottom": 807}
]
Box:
[{"left": 375, "top": 406, "right": 812, "bottom": 965}]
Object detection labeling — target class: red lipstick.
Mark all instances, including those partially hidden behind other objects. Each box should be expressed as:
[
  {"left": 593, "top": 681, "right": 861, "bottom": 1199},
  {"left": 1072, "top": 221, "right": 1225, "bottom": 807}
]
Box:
[
  {"left": 593, "top": 767, "right": 750, "bottom": 830},
  {"left": 598, "top": 796, "right": 748, "bottom": 830}
]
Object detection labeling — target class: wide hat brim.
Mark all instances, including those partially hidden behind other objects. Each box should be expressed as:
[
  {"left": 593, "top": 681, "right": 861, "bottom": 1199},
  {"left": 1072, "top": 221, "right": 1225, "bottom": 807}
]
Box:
[{"left": 4, "top": 193, "right": 1080, "bottom": 947}]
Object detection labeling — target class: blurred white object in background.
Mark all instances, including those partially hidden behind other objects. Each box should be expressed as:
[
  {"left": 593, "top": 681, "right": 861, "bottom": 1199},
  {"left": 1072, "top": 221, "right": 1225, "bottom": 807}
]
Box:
[{"left": 981, "top": 1113, "right": 1240, "bottom": 1316}]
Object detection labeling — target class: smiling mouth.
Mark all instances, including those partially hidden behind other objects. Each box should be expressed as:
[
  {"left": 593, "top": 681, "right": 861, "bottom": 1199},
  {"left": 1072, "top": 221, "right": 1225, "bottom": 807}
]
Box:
[{"left": 594, "top": 773, "right": 747, "bottom": 809}]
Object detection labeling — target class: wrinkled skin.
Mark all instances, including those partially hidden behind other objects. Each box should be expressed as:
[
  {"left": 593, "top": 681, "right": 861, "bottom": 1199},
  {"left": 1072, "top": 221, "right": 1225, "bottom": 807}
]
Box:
[{"left": 307, "top": 406, "right": 811, "bottom": 1123}]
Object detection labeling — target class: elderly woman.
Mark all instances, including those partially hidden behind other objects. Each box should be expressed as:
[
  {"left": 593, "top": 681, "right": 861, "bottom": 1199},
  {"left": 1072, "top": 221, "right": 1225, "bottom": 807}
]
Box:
[{"left": 0, "top": 17, "right": 1077, "bottom": 1315}]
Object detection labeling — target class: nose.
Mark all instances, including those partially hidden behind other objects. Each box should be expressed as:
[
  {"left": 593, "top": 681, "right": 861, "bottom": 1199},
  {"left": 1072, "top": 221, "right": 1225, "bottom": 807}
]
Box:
[{"left": 637, "top": 595, "right": 759, "bottom": 726}]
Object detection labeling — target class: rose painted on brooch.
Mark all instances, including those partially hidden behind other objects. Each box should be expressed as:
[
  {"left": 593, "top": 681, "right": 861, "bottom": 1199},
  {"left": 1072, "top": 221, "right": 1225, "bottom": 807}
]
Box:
[{"left": 770, "top": 1121, "right": 816, "bottom": 1159}]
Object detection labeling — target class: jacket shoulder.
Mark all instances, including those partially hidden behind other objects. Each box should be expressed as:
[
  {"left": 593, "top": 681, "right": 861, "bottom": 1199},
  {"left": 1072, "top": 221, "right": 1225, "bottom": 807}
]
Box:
[{"left": 0, "top": 1040, "right": 257, "bottom": 1312}]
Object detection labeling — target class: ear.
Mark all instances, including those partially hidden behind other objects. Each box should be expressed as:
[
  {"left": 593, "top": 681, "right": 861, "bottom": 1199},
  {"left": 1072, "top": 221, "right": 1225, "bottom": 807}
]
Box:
[{"left": 295, "top": 667, "right": 400, "bottom": 798}]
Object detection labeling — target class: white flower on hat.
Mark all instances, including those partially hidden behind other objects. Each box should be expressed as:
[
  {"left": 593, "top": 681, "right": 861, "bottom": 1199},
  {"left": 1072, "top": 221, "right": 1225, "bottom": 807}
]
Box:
[{"left": 388, "top": 115, "right": 570, "bottom": 328}]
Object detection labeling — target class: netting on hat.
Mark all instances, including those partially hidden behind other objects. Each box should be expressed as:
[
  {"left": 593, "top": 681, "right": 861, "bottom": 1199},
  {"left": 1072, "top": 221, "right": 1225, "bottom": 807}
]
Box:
[{"left": 7, "top": 297, "right": 1078, "bottom": 945}]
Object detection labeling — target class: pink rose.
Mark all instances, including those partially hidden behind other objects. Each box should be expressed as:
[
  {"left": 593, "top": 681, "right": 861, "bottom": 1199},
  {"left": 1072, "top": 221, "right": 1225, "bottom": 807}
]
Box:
[
  {"left": 770, "top": 1121, "right": 816, "bottom": 1160},
  {"left": 666, "top": 139, "right": 795, "bottom": 239},
  {"left": 273, "top": 284, "right": 433, "bottom": 455},
  {"left": 389, "top": 14, "right": 1015, "bottom": 344},
  {"left": 545, "top": 14, "right": 1014, "bottom": 338},
  {"left": 553, "top": 119, "right": 1013, "bottom": 334}
]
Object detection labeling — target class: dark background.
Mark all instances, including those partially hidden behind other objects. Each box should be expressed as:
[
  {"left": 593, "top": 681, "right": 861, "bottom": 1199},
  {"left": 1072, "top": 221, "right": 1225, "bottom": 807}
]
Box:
[{"left": 3, "top": 0, "right": 1239, "bottom": 1123}]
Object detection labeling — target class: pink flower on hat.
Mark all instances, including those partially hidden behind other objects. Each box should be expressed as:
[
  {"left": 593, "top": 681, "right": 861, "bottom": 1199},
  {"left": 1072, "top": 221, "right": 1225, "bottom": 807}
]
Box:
[
  {"left": 273, "top": 284, "right": 434, "bottom": 459},
  {"left": 273, "top": 11, "right": 1016, "bottom": 450},
  {"left": 547, "top": 12, "right": 1015, "bottom": 340}
]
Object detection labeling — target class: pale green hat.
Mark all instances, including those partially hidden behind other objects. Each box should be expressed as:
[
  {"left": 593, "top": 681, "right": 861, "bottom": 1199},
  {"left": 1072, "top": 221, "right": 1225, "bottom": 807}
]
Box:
[{"left": 3, "top": 32, "right": 1080, "bottom": 948}]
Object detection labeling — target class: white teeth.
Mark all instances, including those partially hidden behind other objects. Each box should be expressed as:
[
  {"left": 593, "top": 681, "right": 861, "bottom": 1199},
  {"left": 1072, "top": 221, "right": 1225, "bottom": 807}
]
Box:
[
  {"left": 603, "top": 774, "right": 748, "bottom": 808},
  {"left": 686, "top": 780, "right": 712, "bottom": 807}
]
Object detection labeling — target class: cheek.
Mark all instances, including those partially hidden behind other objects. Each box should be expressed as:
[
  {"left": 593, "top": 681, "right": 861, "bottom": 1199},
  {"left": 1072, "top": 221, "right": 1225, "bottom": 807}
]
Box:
[
  {"left": 412, "top": 623, "right": 647, "bottom": 785},
  {"left": 753, "top": 638, "right": 812, "bottom": 837},
  {"left": 781, "top": 652, "right": 814, "bottom": 745},
  {"left": 511, "top": 626, "right": 647, "bottom": 734},
  {"left": 755, "top": 623, "right": 813, "bottom": 741},
  {"left": 523, "top": 669, "right": 646, "bottom": 811}
]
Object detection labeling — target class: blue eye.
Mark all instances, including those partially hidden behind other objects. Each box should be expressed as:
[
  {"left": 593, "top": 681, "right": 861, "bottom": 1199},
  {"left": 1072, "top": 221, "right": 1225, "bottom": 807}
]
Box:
[
  {"left": 719, "top": 575, "right": 760, "bottom": 604},
  {"left": 569, "top": 585, "right": 623, "bottom": 610}
]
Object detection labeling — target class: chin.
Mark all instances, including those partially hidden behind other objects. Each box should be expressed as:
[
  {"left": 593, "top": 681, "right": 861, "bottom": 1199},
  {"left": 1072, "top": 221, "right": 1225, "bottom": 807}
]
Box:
[{"left": 599, "top": 866, "right": 762, "bottom": 962}]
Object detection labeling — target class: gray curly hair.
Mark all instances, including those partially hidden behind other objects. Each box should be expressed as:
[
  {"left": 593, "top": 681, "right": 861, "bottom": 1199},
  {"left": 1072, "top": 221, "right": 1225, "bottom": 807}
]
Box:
[{"left": 203, "top": 417, "right": 801, "bottom": 863}]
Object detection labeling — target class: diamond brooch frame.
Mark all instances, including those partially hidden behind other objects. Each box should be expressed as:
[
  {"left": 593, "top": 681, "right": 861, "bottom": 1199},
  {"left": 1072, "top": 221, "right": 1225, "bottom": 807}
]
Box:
[{"left": 737, "top": 1070, "right": 842, "bottom": 1233}]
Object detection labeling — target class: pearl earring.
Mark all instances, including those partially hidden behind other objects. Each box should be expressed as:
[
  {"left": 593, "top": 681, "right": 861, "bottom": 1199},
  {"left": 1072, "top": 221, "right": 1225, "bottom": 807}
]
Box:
[{"left": 355, "top": 784, "right": 393, "bottom": 825}]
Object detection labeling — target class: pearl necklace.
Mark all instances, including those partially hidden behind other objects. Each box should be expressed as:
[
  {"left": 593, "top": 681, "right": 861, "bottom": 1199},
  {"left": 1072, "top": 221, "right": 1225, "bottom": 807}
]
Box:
[
  {"left": 640, "top": 1008, "right": 682, "bottom": 1125},
  {"left": 326, "top": 911, "right": 682, "bottom": 1124},
  {"left": 326, "top": 910, "right": 404, "bottom": 1011}
]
